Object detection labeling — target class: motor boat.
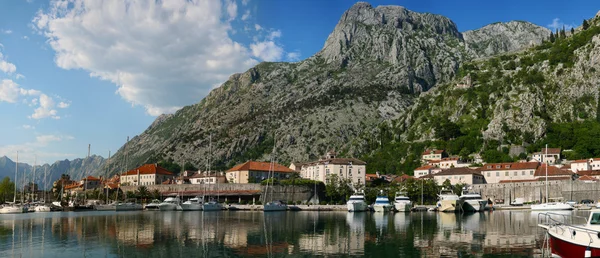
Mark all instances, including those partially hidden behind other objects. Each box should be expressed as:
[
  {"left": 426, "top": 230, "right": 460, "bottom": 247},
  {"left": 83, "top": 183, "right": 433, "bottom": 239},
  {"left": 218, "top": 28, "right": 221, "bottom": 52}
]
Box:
[
  {"left": 263, "top": 200, "right": 287, "bottom": 212},
  {"left": 373, "top": 190, "right": 393, "bottom": 212},
  {"left": 393, "top": 191, "right": 412, "bottom": 212},
  {"left": 115, "top": 201, "right": 143, "bottom": 211},
  {"left": 158, "top": 196, "right": 181, "bottom": 211},
  {"left": 436, "top": 188, "right": 463, "bottom": 212},
  {"left": 144, "top": 199, "right": 161, "bottom": 210},
  {"left": 347, "top": 191, "right": 368, "bottom": 212},
  {"left": 459, "top": 187, "right": 487, "bottom": 212},
  {"left": 531, "top": 202, "right": 573, "bottom": 211},
  {"left": 181, "top": 197, "right": 203, "bottom": 211},
  {"left": 0, "top": 205, "right": 24, "bottom": 214},
  {"left": 538, "top": 211, "right": 600, "bottom": 257},
  {"left": 33, "top": 204, "right": 52, "bottom": 212}
]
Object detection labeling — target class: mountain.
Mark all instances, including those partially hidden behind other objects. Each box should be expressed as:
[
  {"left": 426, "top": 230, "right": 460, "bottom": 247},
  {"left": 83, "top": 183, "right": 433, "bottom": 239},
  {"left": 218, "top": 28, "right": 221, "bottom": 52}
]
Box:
[
  {"left": 101, "top": 2, "right": 553, "bottom": 176},
  {"left": 0, "top": 155, "right": 106, "bottom": 189}
]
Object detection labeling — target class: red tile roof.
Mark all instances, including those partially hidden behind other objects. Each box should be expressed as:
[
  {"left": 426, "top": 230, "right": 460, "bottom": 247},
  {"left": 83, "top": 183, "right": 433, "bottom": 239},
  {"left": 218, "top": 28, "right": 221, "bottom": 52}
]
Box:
[
  {"left": 441, "top": 157, "right": 459, "bottom": 161},
  {"left": 572, "top": 159, "right": 589, "bottom": 163},
  {"left": 577, "top": 170, "right": 600, "bottom": 176},
  {"left": 479, "top": 162, "right": 539, "bottom": 171},
  {"left": 534, "top": 164, "right": 573, "bottom": 177},
  {"left": 122, "top": 164, "right": 174, "bottom": 176},
  {"left": 578, "top": 175, "right": 598, "bottom": 181},
  {"left": 392, "top": 174, "right": 414, "bottom": 183},
  {"left": 498, "top": 179, "right": 539, "bottom": 183},
  {"left": 432, "top": 167, "right": 482, "bottom": 176},
  {"left": 226, "top": 161, "right": 295, "bottom": 173},
  {"left": 365, "top": 174, "right": 379, "bottom": 181},
  {"left": 83, "top": 176, "right": 101, "bottom": 181},
  {"left": 422, "top": 149, "right": 444, "bottom": 156},
  {"left": 533, "top": 148, "right": 561, "bottom": 155},
  {"left": 415, "top": 165, "right": 434, "bottom": 170}
]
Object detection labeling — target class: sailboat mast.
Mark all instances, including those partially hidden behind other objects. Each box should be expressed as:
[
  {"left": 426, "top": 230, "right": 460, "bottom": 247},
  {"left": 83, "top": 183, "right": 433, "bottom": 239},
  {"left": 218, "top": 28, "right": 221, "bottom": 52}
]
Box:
[
  {"left": 43, "top": 166, "right": 47, "bottom": 203},
  {"left": 14, "top": 152, "right": 18, "bottom": 203},
  {"left": 545, "top": 144, "right": 548, "bottom": 203},
  {"left": 107, "top": 150, "right": 111, "bottom": 204}
]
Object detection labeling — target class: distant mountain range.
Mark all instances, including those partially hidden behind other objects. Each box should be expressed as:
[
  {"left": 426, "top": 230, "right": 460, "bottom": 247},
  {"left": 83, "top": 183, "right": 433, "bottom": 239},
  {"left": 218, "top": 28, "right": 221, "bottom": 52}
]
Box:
[{"left": 0, "top": 155, "right": 106, "bottom": 189}]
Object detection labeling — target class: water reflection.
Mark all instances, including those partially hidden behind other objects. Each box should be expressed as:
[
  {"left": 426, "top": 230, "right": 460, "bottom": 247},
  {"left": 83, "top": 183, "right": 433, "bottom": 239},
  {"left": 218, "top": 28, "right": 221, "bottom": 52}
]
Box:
[{"left": 0, "top": 210, "right": 590, "bottom": 257}]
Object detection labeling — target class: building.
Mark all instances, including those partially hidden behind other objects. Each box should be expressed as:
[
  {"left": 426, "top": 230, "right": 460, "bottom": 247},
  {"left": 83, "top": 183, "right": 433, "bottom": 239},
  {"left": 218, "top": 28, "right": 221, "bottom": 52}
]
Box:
[
  {"left": 431, "top": 167, "right": 486, "bottom": 185},
  {"left": 298, "top": 151, "right": 367, "bottom": 185},
  {"left": 439, "top": 157, "right": 470, "bottom": 169},
  {"left": 226, "top": 161, "right": 295, "bottom": 184},
  {"left": 422, "top": 149, "right": 445, "bottom": 162},
  {"left": 190, "top": 172, "right": 227, "bottom": 184},
  {"left": 577, "top": 170, "right": 600, "bottom": 180},
  {"left": 289, "top": 162, "right": 307, "bottom": 172},
  {"left": 478, "top": 162, "right": 539, "bottom": 184},
  {"left": 570, "top": 159, "right": 590, "bottom": 172},
  {"left": 414, "top": 165, "right": 435, "bottom": 178},
  {"left": 531, "top": 147, "right": 561, "bottom": 164},
  {"left": 534, "top": 164, "right": 573, "bottom": 180},
  {"left": 120, "top": 164, "right": 175, "bottom": 186}
]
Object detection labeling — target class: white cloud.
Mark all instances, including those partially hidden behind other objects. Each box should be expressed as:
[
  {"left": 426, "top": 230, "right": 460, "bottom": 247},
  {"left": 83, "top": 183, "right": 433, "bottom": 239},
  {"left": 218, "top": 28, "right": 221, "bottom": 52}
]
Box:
[
  {"left": 241, "top": 10, "right": 251, "bottom": 21},
  {"left": 242, "top": 0, "right": 250, "bottom": 6},
  {"left": 30, "top": 94, "right": 59, "bottom": 120},
  {"left": 2, "top": 30, "right": 12, "bottom": 34},
  {"left": 255, "top": 24, "right": 262, "bottom": 31},
  {"left": 22, "top": 36, "right": 29, "bottom": 40},
  {"left": 268, "top": 30, "right": 282, "bottom": 40},
  {"left": 35, "top": 0, "right": 259, "bottom": 116},
  {"left": 0, "top": 52, "right": 17, "bottom": 74},
  {"left": 548, "top": 18, "right": 575, "bottom": 31},
  {"left": 250, "top": 41, "right": 284, "bottom": 61},
  {"left": 286, "top": 52, "right": 301, "bottom": 62},
  {"left": 15, "top": 74, "right": 25, "bottom": 79},
  {"left": 225, "top": 0, "right": 237, "bottom": 21},
  {"left": 0, "top": 134, "right": 76, "bottom": 164},
  {"left": 22, "top": 125, "right": 35, "bottom": 130},
  {"left": 57, "top": 101, "right": 70, "bottom": 108},
  {"left": 0, "top": 79, "right": 21, "bottom": 103}
]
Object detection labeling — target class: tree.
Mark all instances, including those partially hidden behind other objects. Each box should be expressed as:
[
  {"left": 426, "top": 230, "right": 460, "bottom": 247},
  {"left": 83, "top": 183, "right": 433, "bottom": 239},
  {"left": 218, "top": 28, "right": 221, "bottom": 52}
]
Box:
[
  {"left": 151, "top": 189, "right": 161, "bottom": 200},
  {"left": 442, "top": 179, "right": 452, "bottom": 190},
  {"left": 0, "top": 177, "right": 15, "bottom": 203},
  {"left": 583, "top": 19, "right": 590, "bottom": 30},
  {"left": 549, "top": 32, "right": 555, "bottom": 43},
  {"left": 183, "top": 162, "right": 198, "bottom": 171},
  {"left": 136, "top": 186, "right": 150, "bottom": 201},
  {"left": 325, "top": 175, "right": 353, "bottom": 204},
  {"left": 571, "top": 28, "right": 575, "bottom": 35},
  {"left": 126, "top": 191, "right": 136, "bottom": 199}
]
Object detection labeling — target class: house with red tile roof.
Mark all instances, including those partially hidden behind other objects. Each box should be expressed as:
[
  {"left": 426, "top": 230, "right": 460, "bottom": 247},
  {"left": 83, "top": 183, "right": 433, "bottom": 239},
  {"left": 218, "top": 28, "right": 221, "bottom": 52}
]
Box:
[
  {"left": 414, "top": 165, "right": 435, "bottom": 178},
  {"left": 534, "top": 164, "right": 573, "bottom": 179},
  {"left": 478, "top": 162, "right": 539, "bottom": 184},
  {"left": 421, "top": 149, "right": 446, "bottom": 163},
  {"left": 120, "top": 164, "right": 175, "bottom": 186},
  {"left": 226, "top": 161, "right": 295, "bottom": 184},
  {"left": 431, "top": 167, "right": 485, "bottom": 185},
  {"left": 531, "top": 147, "right": 561, "bottom": 164},
  {"left": 295, "top": 151, "right": 367, "bottom": 186},
  {"left": 189, "top": 171, "right": 227, "bottom": 184}
]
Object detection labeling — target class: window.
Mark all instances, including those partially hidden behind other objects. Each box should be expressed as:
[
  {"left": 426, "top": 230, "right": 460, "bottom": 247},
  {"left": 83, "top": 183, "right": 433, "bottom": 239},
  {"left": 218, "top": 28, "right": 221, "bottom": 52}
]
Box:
[
  {"left": 496, "top": 172, "right": 499, "bottom": 177},
  {"left": 358, "top": 169, "right": 361, "bottom": 174},
  {"left": 487, "top": 172, "right": 490, "bottom": 177},
  {"left": 496, "top": 165, "right": 501, "bottom": 168},
  {"left": 505, "top": 172, "right": 509, "bottom": 176},
  {"left": 505, "top": 165, "right": 510, "bottom": 168},
  {"left": 487, "top": 166, "right": 492, "bottom": 169},
  {"left": 530, "top": 171, "right": 534, "bottom": 175},
  {"left": 514, "top": 171, "right": 517, "bottom": 176},
  {"left": 339, "top": 169, "right": 342, "bottom": 175},
  {"left": 522, "top": 171, "right": 525, "bottom": 175},
  {"left": 349, "top": 168, "right": 352, "bottom": 176}
]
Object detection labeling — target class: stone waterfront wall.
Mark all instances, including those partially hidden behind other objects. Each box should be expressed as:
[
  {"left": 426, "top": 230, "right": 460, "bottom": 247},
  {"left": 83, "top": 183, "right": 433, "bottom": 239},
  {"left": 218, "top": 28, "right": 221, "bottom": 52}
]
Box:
[
  {"left": 471, "top": 180, "right": 600, "bottom": 204},
  {"left": 120, "top": 184, "right": 316, "bottom": 203}
]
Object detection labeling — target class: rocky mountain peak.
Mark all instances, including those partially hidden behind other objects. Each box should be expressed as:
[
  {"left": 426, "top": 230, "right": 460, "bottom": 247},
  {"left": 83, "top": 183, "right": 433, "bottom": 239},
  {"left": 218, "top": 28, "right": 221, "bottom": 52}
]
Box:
[{"left": 463, "top": 20, "right": 550, "bottom": 58}]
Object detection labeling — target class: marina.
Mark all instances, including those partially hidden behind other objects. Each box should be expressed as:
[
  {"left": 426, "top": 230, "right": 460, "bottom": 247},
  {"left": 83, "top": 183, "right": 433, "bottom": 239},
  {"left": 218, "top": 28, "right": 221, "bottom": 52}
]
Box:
[{"left": 0, "top": 209, "right": 591, "bottom": 257}]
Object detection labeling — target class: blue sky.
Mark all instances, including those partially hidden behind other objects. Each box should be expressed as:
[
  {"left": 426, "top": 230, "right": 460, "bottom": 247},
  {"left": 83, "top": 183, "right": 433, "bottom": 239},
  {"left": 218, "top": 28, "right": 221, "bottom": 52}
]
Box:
[{"left": 0, "top": 0, "right": 598, "bottom": 165}]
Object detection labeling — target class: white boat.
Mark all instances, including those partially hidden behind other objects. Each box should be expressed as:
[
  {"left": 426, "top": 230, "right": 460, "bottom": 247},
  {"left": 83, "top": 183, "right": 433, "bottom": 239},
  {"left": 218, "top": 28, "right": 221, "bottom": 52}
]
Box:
[
  {"left": 263, "top": 200, "right": 287, "bottom": 212},
  {"left": 393, "top": 191, "right": 412, "bottom": 212},
  {"left": 95, "top": 201, "right": 117, "bottom": 211},
  {"left": 158, "top": 197, "right": 181, "bottom": 211},
  {"left": 538, "top": 211, "right": 600, "bottom": 257},
  {"left": 181, "top": 197, "right": 203, "bottom": 211},
  {"left": 116, "top": 202, "right": 143, "bottom": 211},
  {"left": 202, "top": 198, "right": 223, "bottom": 211},
  {"left": 531, "top": 201, "right": 573, "bottom": 211},
  {"left": 459, "top": 187, "right": 487, "bottom": 212},
  {"left": 436, "top": 188, "right": 463, "bottom": 212},
  {"left": 33, "top": 204, "right": 51, "bottom": 212},
  {"left": 144, "top": 199, "right": 161, "bottom": 210},
  {"left": 347, "top": 191, "right": 368, "bottom": 212},
  {"left": 373, "top": 190, "right": 393, "bottom": 212},
  {"left": 0, "top": 205, "right": 23, "bottom": 214}
]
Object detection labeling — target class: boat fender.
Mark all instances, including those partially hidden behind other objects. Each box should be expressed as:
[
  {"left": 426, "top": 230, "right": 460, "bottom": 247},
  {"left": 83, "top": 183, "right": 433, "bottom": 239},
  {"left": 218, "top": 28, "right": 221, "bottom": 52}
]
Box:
[
  {"left": 585, "top": 246, "right": 591, "bottom": 258},
  {"left": 597, "top": 232, "right": 600, "bottom": 239},
  {"left": 572, "top": 230, "right": 576, "bottom": 237}
]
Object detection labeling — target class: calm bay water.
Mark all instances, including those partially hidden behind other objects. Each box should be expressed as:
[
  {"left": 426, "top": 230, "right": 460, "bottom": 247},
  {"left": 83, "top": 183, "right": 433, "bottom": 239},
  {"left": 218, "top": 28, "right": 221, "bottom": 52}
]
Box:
[{"left": 0, "top": 210, "right": 589, "bottom": 257}]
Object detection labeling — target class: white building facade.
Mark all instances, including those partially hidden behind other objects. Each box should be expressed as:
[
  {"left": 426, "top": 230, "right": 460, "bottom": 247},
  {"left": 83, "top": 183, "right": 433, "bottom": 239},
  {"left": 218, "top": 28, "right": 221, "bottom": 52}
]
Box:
[{"left": 299, "top": 152, "right": 366, "bottom": 186}]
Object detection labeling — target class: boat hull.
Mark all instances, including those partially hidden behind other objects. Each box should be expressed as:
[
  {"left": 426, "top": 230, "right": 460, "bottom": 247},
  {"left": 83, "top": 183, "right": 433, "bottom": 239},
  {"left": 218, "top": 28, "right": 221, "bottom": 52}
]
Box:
[
  {"left": 203, "top": 203, "right": 222, "bottom": 211},
  {"left": 373, "top": 204, "right": 393, "bottom": 212},
  {"left": 531, "top": 202, "right": 573, "bottom": 211},
  {"left": 145, "top": 204, "right": 160, "bottom": 210},
  {"left": 463, "top": 200, "right": 487, "bottom": 212},
  {"left": 94, "top": 205, "right": 116, "bottom": 211},
  {"left": 34, "top": 205, "right": 51, "bottom": 212},
  {"left": 263, "top": 204, "right": 287, "bottom": 211},
  {"left": 548, "top": 230, "right": 600, "bottom": 258},
  {"left": 0, "top": 206, "right": 23, "bottom": 214},
  {"left": 181, "top": 203, "right": 203, "bottom": 211},
  {"left": 158, "top": 203, "right": 178, "bottom": 211},
  {"left": 437, "top": 200, "right": 463, "bottom": 212},
  {"left": 394, "top": 201, "right": 411, "bottom": 212},
  {"left": 347, "top": 201, "right": 368, "bottom": 212}
]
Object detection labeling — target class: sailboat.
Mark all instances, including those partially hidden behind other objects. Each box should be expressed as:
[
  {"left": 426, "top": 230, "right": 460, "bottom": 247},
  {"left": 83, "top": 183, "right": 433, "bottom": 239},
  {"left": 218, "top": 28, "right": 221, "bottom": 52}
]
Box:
[
  {"left": 34, "top": 166, "right": 51, "bottom": 212},
  {"left": 531, "top": 144, "right": 573, "bottom": 211},
  {"left": 115, "top": 137, "right": 143, "bottom": 211},
  {"left": 95, "top": 150, "right": 117, "bottom": 211},
  {"left": 203, "top": 134, "right": 223, "bottom": 211},
  {"left": 263, "top": 140, "right": 287, "bottom": 212},
  {"left": 0, "top": 152, "right": 24, "bottom": 214}
]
